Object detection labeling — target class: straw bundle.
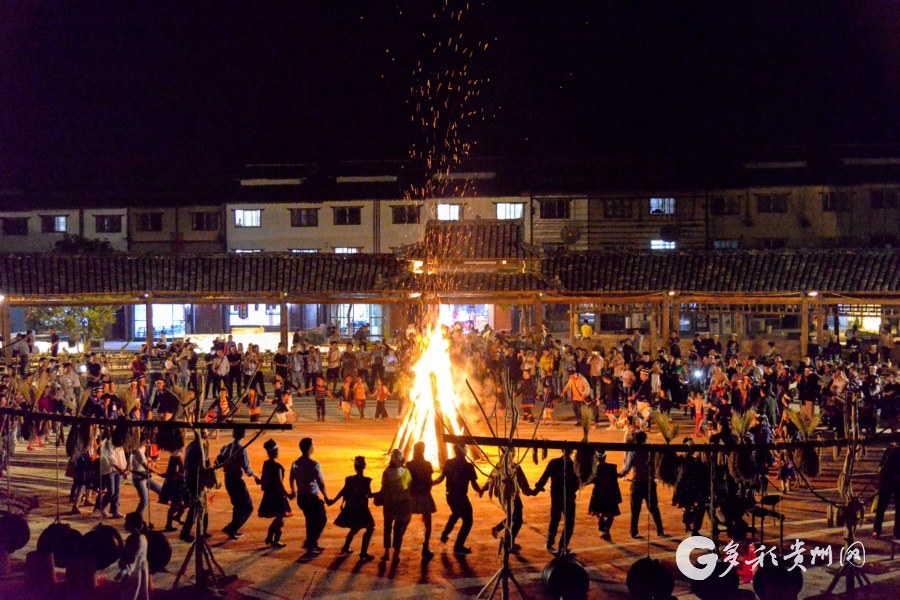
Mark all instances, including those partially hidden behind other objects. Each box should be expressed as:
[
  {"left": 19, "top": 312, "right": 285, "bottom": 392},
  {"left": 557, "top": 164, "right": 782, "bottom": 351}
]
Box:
[
  {"left": 785, "top": 410, "right": 821, "bottom": 478},
  {"left": 653, "top": 412, "right": 681, "bottom": 487}
]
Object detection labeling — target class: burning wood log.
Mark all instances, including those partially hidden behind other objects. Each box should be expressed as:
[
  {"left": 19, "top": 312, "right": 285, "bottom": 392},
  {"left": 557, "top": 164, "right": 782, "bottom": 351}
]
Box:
[{"left": 431, "top": 372, "right": 449, "bottom": 467}]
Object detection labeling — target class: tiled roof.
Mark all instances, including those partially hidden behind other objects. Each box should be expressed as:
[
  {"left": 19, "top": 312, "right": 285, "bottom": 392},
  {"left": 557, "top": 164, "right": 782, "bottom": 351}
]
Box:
[
  {"left": 380, "top": 271, "right": 554, "bottom": 294},
  {"left": 5, "top": 248, "right": 900, "bottom": 299},
  {"left": 399, "top": 220, "right": 541, "bottom": 260},
  {"left": 0, "top": 254, "right": 404, "bottom": 297},
  {"left": 543, "top": 249, "right": 900, "bottom": 294}
]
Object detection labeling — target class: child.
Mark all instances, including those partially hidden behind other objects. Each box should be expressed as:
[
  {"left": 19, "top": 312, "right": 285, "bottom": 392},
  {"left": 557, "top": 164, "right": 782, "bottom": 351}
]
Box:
[
  {"left": 540, "top": 385, "right": 557, "bottom": 426},
  {"left": 116, "top": 512, "right": 150, "bottom": 600},
  {"left": 328, "top": 456, "right": 375, "bottom": 560},
  {"left": 246, "top": 388, "right": 262, "bottom": 424},
  {"left": 340, "top": 376, "right": 354, "bottom": 422},
  {"left": 307, "top": 377, "right": 334, "bottom": 422},
  {"left": 373, "top": 379, "right": 390, "bottom": 420},
  {"left": 775, "top": 449, "right": 797, "bottom": 494},
  {"left": 353, "top": 376, "right": 368, "bottom": 419},
  {"left": 258, "top": 439, "right": 294, "bottom": 548},
  {"left": 158, "top": 447, "right": 188, "bottom": 532},
  {"left": 516, "top": 371, "right": 537, "bottom": 423}
]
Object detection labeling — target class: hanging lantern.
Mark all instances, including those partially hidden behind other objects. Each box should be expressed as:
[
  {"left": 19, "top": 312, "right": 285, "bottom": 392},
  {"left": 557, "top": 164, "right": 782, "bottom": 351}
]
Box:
[
  {"left": 37, "top": 521, "right": 83, "bottom": 568},
  {"left": 0, "top": 513, "right": 30, "bottom": 553},
  {"left": 146, "top": 529, "right": 172, "bottom": 574},
  {"left": 626, "top": 557, "right": 675, "bottom": 600},
  {"left": 82, "top": 524, "right": 123, "bottom": 570},
  {"left": 543, "top": 553, "right": 590, "bottom": 600}
]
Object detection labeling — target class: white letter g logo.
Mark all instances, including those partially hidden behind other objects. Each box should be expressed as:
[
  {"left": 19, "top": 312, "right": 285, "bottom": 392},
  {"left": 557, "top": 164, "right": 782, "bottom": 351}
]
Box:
[{"left": 676, "top": 536, "right": 717, "bottom": 581}]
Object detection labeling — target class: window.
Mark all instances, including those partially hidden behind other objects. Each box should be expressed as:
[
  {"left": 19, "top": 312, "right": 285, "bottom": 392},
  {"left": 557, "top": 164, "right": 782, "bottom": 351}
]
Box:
[
  {"left": 334, "top": 247, "right": 359, "bottom": 254},
  {"left": 650, "top": 240, "right": 676, "bottom": 250},
  {"left": 539, "top": 199, "right": 570, "bottom": 220},
  {"left": 40, "top": 215, "right": 67, "bottom": 233},
  {"left": 333, "top": 206, "right": 362, "bottom": 226},
  {"left": 755, "top": 194, "right": 788, "bottom": 213},
  {"left": 760, "top": 238, "right": 786, "bottom": 249},
  {"left": 234, "top": 249, "right": 262, "bottom": 253},
  {"left": 496, "top": 203, "right": 524, "bottom": 220},
  {"left": 871, "top": 190, "right": 898, "bottom": 209},
  {"left": 2, "top": 218, "right": 28, "bottom": 236},
  {"left": 871, "top": 234, "right": 898, "bottom": 248},
  {"left": 234, "top": 209, "right": 261, "bottom": 227},
  {"left": 713, "top": 239, "right": 739, "bottom": 249},
  {"left": 94, "top": 214, "right": 122, "bottom": 233},
  {"left": 649, "top": 197, "right": 675, "bottom": 215},
  {"left": 709, "top": 197, "right": 741, "bottom": 216},
  {"left": 289, "top": 208, "right": 319, "bottom": 228},
  {"left": 603, "top": 198, "right": 633, "bottom": 219},
  {"left": 437, "top": 204, "right": 461, "bottom": 221},
  {"left": 822, "top": 192, "right": 852, "bottom": 212},
  {"left": 291, "top": 249, "right": 318, "bottom": 253},
  {"left": 134, "top": 213, "right": 163, "bottom": 232},
  {"left": 391, "top": 205, "right": 420, "bottom": 225},
  {"left": 190, "top": 212, "right": 219, "bottom": 231}
]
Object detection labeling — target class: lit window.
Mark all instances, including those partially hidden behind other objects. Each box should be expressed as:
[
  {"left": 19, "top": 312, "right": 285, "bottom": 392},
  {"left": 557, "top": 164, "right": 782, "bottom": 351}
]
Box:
[
  {"left": 713, "top": 239, "right": 739, "bottom": 249},
  {"left": 496, "top": 203, "right": 524, "bottom": 220},
  {"left": 437, "top": 204, "right": 461, "bottom": 221},
  {"left": 391, "top": 205, "right": 420, "bottom": 225},
  {"left": 649, "top": 198, "right": 675, "bottom": 215},
  {"left": 41, "top": 215, "right": 67, "bottom": 233},
  {"left": 291, "top": 249, "right": 318, "bottom": 253},
  {"left": 290, "top": 208, "right": 319, "bottom": 227},
  {"left": 234, "top": 249, "right": 262, "bottom": 253},
  {"left": 94, "top": 214, "right": 122, "bottom": 233},
  {"left": 334, "top": 247, "right": 359, "bottom": 254},
  {"left": 333, "top": 206, "right": 362, "bottom": 225},
  {"left": 234, "top": 209, "right": 261, "bottom": 227},
  {"left": 650, "top": 240, "right": 676, "bottom": 250}
]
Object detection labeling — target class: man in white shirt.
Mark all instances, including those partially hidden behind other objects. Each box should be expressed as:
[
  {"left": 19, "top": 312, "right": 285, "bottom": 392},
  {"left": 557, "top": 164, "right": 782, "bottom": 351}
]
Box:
[{"left": 95, "top": 434, "right": 128, "bottom": 518}]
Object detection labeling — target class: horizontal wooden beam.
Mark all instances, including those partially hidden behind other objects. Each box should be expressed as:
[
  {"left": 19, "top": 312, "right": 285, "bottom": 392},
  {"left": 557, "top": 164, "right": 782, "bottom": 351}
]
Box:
[
  {"left": 445, "top": 432, "right": 900, "bottom": 453},
  {"left": 0, "top": 408, "right": 292, "bottom": 430}
]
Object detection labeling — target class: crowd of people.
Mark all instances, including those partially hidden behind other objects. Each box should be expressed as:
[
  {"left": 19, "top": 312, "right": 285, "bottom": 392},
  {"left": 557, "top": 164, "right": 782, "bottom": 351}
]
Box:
[{"left": 3, "top": 320, "right": 900, "bottom": 599}]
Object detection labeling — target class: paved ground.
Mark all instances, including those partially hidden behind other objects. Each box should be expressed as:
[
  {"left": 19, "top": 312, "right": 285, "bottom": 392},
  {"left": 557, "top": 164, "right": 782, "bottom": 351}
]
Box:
[{"left": 1, "top": 398, "right": 898, "bottom": 599}]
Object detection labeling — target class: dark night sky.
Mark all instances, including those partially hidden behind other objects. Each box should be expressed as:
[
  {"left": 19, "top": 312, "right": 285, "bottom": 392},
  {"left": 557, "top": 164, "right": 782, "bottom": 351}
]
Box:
[{"left": 2, "top": 1, "right": 900, "bottom": 187}]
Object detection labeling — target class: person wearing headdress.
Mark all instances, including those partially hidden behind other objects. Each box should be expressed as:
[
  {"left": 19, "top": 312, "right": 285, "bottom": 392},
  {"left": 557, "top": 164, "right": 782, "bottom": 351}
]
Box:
[
  {"left": 94, "top": 426, "right": 128, "bottom": 518},
  {"left": 180, "top": 430, "right": 212, "bottom": 543},
  {"left": 116, "top": 512, "right": 150, "bottom": 600},
  {"left": 258, "top": 439, "right": 294, "bottom": 548},
  {"left": 158, "top": 444, "right": 188, "bottom": 531},
  {"left": 533, "top": 447, "right": 579, "bottom": 553},
  {"left": 488, "top": 448, "right": 534, "bottom": 551},
  {"left": 379, "top": 448, "right": 412, "bottom": 562},
  {"left": 327, "top": 455, "right": 375, "bottom": 560},
  {"left": 588, "top": 450, "right": 621, "bottom": 541},
  {"left": 619, "top": 431, "right": 664, "bottom": 539}
]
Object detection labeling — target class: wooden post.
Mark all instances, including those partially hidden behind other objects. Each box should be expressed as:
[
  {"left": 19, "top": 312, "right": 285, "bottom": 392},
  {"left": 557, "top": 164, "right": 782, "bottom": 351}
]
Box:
[
  {"left": 430, "top": 372, "right": 449, "bottom": 467},
  {"left": 649, "top": 306, "right": 658, "bottom": 354},
  {"left": 662, "top": 299, "right": 671, "bottom": 345},
  {"left": 0, "top": 297, "right": 10, "bottom": 369},
  {"left": 816, "top": 302, "right": 826, "bottom": 347},
  {"left": 145, "top": 295, "right": 153, "bottom": 351},
  {"left": 569, "top": 304, "right": 578, "bottom": 343},
  {"left": 673, "top": 300, "right": 681, "bottom": 343},
  {"left": 800, "top": 297, "right": 810, "bottom": 360},
  {"left": 534, "top": 296, "right": 543, "bottom": 335},
  {"left": 280, "top": 296, "right": 288, "bottom": 349}
]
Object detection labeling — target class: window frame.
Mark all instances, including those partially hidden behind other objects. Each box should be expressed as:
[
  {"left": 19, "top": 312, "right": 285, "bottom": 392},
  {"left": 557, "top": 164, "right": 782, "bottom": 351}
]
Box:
[
  {"left": 495, "top": 202, "right": 525, "bottom": 220},
  {"left": 390, "top": 205, "right": 421, "bottom": 225},
  {"left": 437, "top": 204, "right": 462, "bottom": 221},
  {"left": 603, "top": 198, "right": 634, "bottom": 219},
  {"left": 709, "top": 196, "right": 741, "bottom": 216},
  {"left": 650, "top": 239, "right": 676, "bottom": 250},
  {"left": 290, "top": 249, "right": 319, "bottom": 253},
  {"left": 94, "top": 214, "right": 123, "bottom": 234},
  {"left": 289, "top": 208, "right": 320, "bottom": 228},
  {"left": 649, "top": 197, "right": 675, "bottom": 216},
  {"left": 755, "top": 193, "right": 789, "bottom": 214},
  {"left": 234, "top": 249, "right": 262, "bottom": 253},
  {"left": 40, "top": 215, "right": 68, "bottom": 233},
  {"left": 134, "top": 212, "right": 164, "bottom": 233},
  {"left": 190, "top": 211, "right": 220, "bottom": 232},
  {"left": 233, "top": 209, "right": 262, "bottom": 228},
  {"left": 2, "top": 217, "right": 28, "bottom": 236},
  {"left": 760, "top": 238, "right": 786, "bottom": 250},
  {"left": 334, "top": 247, "right": 360, "bottom": 254},
  {"left": 713, "top": 239, "right": 740, "bottom": 249},
  {"left": 538, "top": 198, "right": 571, "bottom": 220},
  {"left": 870, "top": 189, "right": 898, "bottom": 210},
  {"left": 332, "top": 206, "right": 363, "bottom": 226},
  {"left": 821, "top": 191, "right": 852, "bottom": 213}
]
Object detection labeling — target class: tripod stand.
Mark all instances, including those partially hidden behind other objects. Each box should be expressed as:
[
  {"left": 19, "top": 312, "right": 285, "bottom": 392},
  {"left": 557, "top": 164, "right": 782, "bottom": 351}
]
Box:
[{"left": 172, "top": 490, "right": 232, "bottom": 595}]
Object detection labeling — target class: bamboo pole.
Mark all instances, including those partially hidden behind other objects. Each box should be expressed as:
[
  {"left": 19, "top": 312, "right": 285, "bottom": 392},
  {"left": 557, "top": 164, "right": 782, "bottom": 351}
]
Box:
[{"left": 0, "top": 408, "right": 291, "bottom": 430}]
